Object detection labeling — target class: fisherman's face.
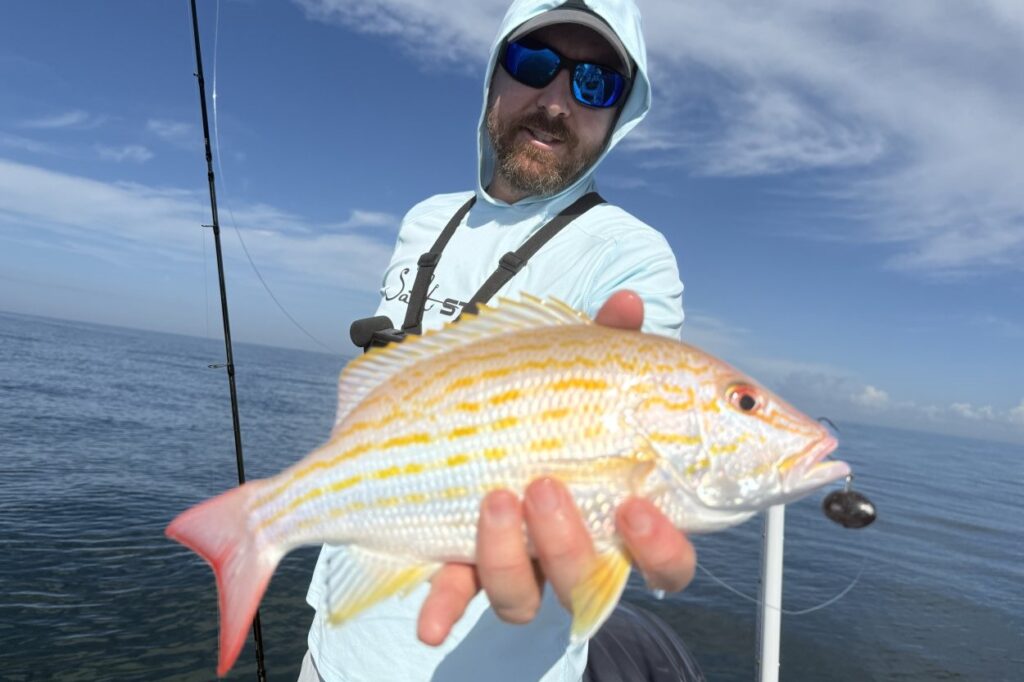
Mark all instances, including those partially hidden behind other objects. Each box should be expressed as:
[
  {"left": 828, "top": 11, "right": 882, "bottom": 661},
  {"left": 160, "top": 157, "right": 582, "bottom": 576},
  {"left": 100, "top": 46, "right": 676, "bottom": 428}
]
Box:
[{"left": 486, "top": 24, "right": 624, "bottom": 201}]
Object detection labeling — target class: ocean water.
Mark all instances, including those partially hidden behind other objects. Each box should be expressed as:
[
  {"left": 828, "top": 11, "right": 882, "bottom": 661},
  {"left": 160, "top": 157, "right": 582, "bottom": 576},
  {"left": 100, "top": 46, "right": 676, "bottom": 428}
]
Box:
[{"left": 1, "top": 311, "right": 1021, "bottom": 681}]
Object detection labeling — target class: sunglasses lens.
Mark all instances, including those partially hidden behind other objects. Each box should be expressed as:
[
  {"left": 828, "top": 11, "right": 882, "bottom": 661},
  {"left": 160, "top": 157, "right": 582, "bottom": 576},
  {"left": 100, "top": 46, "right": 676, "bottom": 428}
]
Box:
[
  {"left": 503, "top": 40, "right": 627, "bottom": 109},
  {"left": 504, "top": 42, "right": 560, "bottom": 88},
  {"left": 572, "top": 64, "right": 624, "bottom": 108}
]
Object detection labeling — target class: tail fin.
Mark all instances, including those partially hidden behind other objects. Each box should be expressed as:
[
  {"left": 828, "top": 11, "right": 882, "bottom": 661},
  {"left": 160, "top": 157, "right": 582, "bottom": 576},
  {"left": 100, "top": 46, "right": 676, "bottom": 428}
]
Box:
[{"left": 166, "top": 483, "right": 280, "bottom": 677}]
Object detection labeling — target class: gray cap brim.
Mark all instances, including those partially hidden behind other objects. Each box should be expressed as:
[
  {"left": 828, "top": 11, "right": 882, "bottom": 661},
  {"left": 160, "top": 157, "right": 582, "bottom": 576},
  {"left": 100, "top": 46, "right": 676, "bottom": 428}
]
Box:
[{"left": 506, "top": 8, "right": 633, "bottom": 79}]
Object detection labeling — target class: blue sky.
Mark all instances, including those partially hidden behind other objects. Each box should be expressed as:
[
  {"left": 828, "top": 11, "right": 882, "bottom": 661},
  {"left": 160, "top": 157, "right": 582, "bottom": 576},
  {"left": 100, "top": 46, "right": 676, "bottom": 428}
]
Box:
[{"left": 1, "top": 1, "right": 1022, "bottom": 444}]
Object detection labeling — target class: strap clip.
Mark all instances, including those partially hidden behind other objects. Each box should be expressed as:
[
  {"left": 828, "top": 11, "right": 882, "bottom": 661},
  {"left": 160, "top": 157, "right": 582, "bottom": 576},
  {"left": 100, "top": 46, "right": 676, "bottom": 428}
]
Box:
[
  {"left": 417, "top": 252, "right": 440, "bottom": 268},
  {"left": 498, "top": 252, "right": 525, "bottom": 274}
]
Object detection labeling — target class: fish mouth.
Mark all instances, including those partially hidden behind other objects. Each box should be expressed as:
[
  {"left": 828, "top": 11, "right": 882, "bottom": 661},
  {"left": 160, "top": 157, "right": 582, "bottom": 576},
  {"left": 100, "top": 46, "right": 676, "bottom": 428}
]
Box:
[
  {"left": 811, "top": 434, "right": 839, "bottom": 463},
  {"left": 781, "top": 434, "right": 850, "bottom": 492}
]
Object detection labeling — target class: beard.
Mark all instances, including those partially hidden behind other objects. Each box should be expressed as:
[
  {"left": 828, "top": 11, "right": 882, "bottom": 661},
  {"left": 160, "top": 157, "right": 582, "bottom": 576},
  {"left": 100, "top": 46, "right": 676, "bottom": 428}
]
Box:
[{"left": 486, "top": 107, "right": 601, "bottom": 198}]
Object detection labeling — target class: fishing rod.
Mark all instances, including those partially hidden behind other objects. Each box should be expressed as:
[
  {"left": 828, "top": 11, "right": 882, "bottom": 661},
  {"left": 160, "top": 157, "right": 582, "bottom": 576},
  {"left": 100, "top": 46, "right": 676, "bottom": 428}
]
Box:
[{"left": 188, "top": 1, "right": 268, "bottom": 679}]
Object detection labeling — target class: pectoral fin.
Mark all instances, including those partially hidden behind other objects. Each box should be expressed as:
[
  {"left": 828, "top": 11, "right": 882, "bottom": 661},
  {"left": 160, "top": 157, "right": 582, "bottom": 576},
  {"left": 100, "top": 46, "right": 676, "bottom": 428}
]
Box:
[
  {"left": 570, "top": 545, "right": 632, "bottom": 642},
  {"left": 324, "top": 546, "right": 440, "bottom": 625}
]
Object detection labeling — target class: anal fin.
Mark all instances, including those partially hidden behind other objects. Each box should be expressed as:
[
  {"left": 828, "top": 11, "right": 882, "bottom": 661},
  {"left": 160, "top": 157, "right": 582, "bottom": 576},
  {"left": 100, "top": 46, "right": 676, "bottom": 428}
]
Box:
[
  {"left": 570, "top": 545, "right": 632, "bottom": 642},
  {"left": 324, "top": 546, "right": 440, "bottom": 625}
]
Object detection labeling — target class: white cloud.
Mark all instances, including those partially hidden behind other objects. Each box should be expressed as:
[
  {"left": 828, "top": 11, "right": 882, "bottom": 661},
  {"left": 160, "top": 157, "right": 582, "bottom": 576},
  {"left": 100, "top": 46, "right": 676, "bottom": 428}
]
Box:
[
  {"left": 0, "top": 158, "right": 396, "bottom": 291},
  {"left": 292, "top": 0, "right": 501, "bottom": 65},
  {"left": 146, "top": 119, "right": 195, "bottom": 147},
  {"left": 949, "top": 402, "right": 1001, "bottom": 421},
  {"left": 1009, "top": 400, "right": 1024, "bottom": 425},
  {"left": 333, "top": 209, "right": 399, "bottom": 230},
  {"left": 20, "top": 110, "right": 104, "bottom": 130},
  {"left": 641, "top": 1, "right": 1024, "bottom": 274},
  {"left": 691, "top": 88, "right": 887, "bottom": 177},
  {"left": 296, "top": 0, "right": 1024, "bottom": 275},
  {"left": 0, "top": 133, "right": 62, "bottom": 156},
  {"left": 618, "top": 125, "right": 683, "bottom": 153},
  {"left": 852, "top": 385, "right": 890, "bottom": 409},
  {"left": 96, "top": 144, "right": 154, "bottom": 163},
  {"left": 679, "top": 311, "right": 750, "bottom": 356},
  {"left": 950, "top": 403, "right": 975, "bottom": 419}
]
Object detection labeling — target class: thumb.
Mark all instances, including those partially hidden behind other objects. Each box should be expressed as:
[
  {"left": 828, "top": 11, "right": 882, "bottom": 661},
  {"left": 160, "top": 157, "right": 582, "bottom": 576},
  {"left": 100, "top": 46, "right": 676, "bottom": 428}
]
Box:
[{"left": 595, "top": 290, "right": 644, "bottom": 330}]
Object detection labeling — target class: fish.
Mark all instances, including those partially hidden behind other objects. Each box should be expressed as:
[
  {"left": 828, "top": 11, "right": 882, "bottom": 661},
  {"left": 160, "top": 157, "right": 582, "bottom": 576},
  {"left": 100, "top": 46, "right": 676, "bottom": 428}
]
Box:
[{"left": 166, "top": 295, "right": 850, "bottom": 676}]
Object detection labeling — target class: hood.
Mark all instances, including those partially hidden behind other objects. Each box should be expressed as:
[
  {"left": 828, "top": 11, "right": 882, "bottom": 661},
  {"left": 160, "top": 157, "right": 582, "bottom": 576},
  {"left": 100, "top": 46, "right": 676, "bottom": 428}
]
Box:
[{"left": 476, "top": 0, "right": 652, "bottom": 207}]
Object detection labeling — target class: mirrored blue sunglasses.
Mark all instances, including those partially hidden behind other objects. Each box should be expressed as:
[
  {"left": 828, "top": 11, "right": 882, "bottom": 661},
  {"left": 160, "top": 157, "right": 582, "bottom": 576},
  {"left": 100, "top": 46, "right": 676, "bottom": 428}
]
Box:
[{"left": 501, "top": 39, "right": 628, "bottom": 109}]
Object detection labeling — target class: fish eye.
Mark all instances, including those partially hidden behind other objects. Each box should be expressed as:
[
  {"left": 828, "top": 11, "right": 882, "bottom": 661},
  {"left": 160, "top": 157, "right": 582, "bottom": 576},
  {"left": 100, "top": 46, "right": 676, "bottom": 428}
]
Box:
[{"left": 727, "top": 385, "right": 760, "bottom": 413}]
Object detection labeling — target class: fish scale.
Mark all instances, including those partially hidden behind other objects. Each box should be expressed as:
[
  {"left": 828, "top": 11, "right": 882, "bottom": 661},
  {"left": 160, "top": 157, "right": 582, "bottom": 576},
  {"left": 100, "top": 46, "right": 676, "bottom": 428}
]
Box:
[
  {"left": 167, "top": 296, "right": 850, "bottom": 677},
  {"left": 279, "top": 329, "right": 660, "bottom": 553}
]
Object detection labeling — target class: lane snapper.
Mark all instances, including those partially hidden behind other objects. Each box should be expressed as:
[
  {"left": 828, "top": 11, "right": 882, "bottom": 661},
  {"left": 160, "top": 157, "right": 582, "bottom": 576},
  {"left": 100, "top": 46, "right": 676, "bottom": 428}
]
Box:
[{"left": 166, "top": 296, "right": 850, "bottom": 676}]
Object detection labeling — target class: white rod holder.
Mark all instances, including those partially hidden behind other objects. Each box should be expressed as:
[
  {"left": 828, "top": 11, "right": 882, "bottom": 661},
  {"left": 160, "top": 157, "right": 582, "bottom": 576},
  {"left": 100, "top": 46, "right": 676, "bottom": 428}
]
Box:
[{"left": 757, "top": 504, "right": 786, "bottom": 682}]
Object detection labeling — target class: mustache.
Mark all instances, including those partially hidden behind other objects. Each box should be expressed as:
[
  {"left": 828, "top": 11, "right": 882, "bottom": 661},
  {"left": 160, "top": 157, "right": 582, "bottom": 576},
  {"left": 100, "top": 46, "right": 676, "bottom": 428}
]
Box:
[{"left": 511, "top": 111, "right": 578, "bottom": 149}]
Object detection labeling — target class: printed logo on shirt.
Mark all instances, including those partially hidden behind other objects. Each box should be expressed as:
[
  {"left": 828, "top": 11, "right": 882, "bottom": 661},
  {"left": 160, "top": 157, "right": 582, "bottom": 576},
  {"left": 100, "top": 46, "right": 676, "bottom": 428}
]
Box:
[{"left": 384, "top": 268, "right": 468, "bottom": 318}]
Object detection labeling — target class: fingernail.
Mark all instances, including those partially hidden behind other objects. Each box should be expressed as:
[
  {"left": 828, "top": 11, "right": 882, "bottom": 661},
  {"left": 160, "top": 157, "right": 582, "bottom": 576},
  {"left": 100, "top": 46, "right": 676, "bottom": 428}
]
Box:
[
  {"left": 484, "top": 491, "right": 517, "bottom": 528},
  {"left": 624, "top": 504, "right": 653, "bottom": 537},
  {"left": 528, "top": 478, "right": 561, "bottom": 515}
]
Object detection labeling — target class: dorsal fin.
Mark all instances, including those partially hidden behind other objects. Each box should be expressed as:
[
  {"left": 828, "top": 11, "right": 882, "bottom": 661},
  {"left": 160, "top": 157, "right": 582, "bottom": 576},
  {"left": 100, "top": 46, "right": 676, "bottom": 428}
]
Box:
[{"left": 332, "top": 295, "right": 591, "bottom": 431}]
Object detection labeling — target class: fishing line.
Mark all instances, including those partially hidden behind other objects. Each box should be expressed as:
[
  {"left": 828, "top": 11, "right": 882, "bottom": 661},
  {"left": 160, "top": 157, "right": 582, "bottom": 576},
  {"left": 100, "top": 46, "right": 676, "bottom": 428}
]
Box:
[
  {"left": 692, "top": 557, "right": 866, "bottom": 616},
  {"left": 183, "top": 0, "right": 214, "bottom": 343},
  {"left": 630, "top": 419, "right": 866, "bottom": 614},
  {"left": 207, "top": 0, "right": 337, "bottom": 354},
  {"left": 202, "top": 223, "right": 211, "bottom": 339}
]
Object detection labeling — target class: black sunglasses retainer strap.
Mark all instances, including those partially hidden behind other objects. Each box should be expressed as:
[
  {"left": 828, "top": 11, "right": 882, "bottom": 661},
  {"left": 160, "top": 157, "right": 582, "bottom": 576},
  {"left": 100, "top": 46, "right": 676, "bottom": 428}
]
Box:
[
  {"left": 401, "top": 191, "right": 604, "bottom": 336},
  {"left": 461, "top": 191, "right": 605, "bottom": 318},
  {"left": 400, "top": 195, "right": 477, "bottom": 335}
]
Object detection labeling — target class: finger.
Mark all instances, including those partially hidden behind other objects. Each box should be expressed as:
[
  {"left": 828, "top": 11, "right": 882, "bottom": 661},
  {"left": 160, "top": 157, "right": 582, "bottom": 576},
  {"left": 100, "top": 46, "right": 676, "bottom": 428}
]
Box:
[
  {"left": 417, "top": 562, "right": 480, "bottom": 646},
  {"left": 523, "top": 477, "right": 595, "bottom": 609},
  {"left": 477, "top": 490, "right": 543, "bottom": 624},
  {"left": 616, "top": 497, "right": 696, "bottom": 593},
  {"left": 595, "top": 290, "right": 644, "bottom": 330}
]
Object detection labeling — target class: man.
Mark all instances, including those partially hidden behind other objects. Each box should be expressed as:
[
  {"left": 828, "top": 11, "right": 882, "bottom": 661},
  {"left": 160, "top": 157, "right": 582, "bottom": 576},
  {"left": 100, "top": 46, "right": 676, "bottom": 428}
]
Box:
[{"left": 301, "top": 1, "right": 698, "bottom": 679}]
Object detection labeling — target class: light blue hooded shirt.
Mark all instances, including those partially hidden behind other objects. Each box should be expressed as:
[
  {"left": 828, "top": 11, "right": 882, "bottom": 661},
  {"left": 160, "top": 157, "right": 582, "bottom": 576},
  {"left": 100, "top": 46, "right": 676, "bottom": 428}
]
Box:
[{"left": 306, "top": 1, "right": 684, "bottom": 680}]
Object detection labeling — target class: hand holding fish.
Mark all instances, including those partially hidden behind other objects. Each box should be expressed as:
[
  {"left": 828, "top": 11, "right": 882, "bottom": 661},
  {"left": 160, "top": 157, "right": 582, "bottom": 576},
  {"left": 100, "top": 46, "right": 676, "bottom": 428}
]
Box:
[{"left": 417, "top": 291, "right": 697, "bottom": 645}]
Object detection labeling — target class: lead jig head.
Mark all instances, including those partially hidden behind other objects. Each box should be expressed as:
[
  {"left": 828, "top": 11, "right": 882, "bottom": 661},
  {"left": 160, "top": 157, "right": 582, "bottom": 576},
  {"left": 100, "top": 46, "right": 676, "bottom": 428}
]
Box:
[{"left": 823, "top": 474, "right": 877, "bottom": 529}]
